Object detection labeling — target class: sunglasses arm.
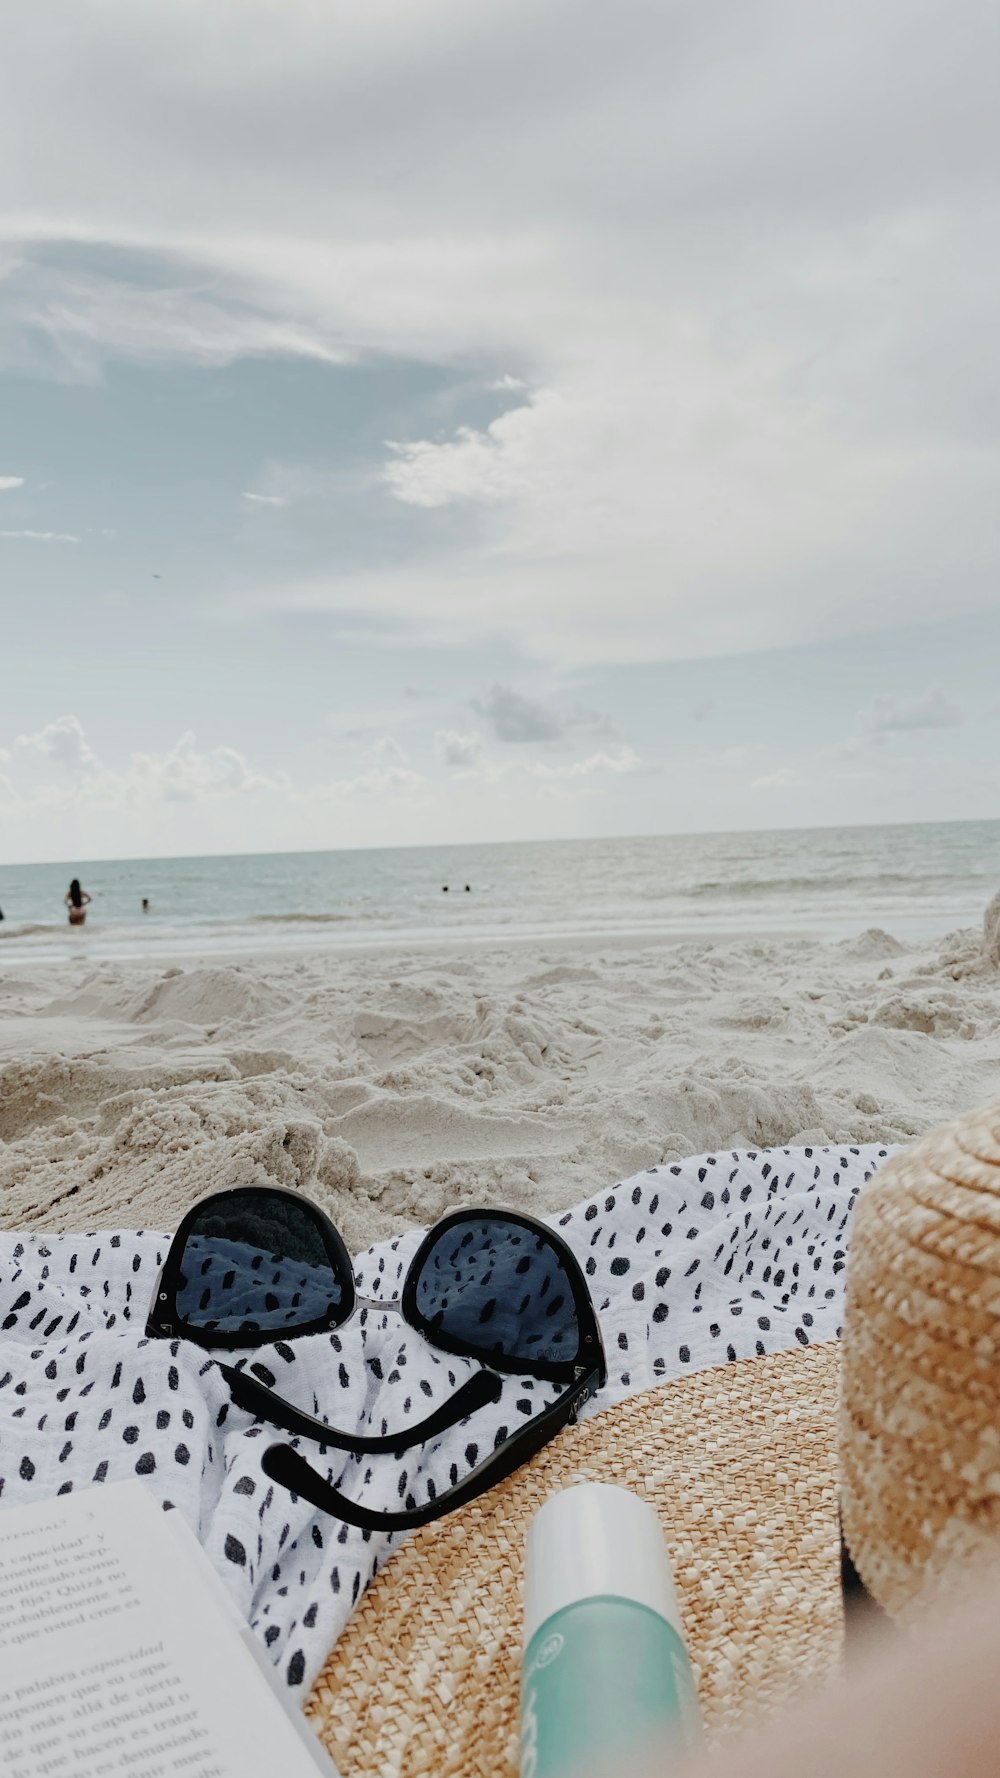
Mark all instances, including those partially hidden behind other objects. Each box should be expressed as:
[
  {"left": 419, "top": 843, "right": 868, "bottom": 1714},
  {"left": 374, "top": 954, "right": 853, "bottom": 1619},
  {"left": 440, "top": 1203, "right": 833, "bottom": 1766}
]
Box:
[
  {"left": 260, "top": 1366, "right": 602, "bottom": 1532},
  {"left": 218, "top": 1362, "right": 503, "bottom": 1455}
]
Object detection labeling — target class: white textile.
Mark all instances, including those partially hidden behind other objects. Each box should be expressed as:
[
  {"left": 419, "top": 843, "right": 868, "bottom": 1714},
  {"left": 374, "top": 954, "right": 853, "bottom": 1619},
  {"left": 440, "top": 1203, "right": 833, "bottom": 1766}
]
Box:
[{"left": 0, "top": 1143, "right": 895, "bottom": 1695}]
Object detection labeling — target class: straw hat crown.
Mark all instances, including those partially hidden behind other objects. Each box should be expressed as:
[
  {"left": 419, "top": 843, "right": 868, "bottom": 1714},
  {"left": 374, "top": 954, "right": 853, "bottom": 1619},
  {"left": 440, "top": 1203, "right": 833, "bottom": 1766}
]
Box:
[{"left": 840, "top": 1100, "right": 1000, "bottom": 1620}]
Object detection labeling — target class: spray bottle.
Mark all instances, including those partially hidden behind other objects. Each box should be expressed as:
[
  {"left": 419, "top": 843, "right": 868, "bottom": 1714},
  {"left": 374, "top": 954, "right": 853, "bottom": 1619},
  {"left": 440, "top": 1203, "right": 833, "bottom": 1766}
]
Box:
[{"left": 520, "top": 1482, "right": 703, "bottom": 1778}]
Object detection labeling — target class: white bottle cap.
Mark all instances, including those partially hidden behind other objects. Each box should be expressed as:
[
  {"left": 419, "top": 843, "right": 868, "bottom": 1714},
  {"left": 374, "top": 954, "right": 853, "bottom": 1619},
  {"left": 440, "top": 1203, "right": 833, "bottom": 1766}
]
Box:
[{"left": 523, "top": 1482, "right": 684, "bottom": 1649}]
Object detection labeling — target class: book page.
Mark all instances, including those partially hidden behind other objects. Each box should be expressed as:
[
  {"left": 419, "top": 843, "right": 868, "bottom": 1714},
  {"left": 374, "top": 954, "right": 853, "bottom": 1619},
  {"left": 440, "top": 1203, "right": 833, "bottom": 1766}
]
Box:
[{"left": 0, "top": 1481, "right": 337, "bottom": 1778}]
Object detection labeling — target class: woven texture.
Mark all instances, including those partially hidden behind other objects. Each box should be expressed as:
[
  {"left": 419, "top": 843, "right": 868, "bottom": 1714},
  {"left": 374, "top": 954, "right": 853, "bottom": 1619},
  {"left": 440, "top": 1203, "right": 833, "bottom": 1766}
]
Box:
[
  {"left": 307, "top": 1341, "right": 843, "bottom": 1778},
  {"left": 841, "top": 1099, "right": 1000, "bottom": 1622}
]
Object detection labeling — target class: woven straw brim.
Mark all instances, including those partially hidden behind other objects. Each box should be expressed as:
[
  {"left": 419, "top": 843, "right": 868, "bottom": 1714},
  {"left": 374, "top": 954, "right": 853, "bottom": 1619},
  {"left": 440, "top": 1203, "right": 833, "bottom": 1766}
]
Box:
[
  {"left": 307, "top": 1341, "right": 843, "bottom": 1778},
  {"left": 841, "top": 1100, "right": 1000, "bottom": 1622}
]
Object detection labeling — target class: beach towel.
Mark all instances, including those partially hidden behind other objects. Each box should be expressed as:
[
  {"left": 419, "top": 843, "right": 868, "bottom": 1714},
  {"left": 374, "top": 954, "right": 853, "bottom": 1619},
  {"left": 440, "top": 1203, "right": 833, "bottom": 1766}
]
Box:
[{"left": 0, "top": 1143, "right": 896, "bottom": 1696}]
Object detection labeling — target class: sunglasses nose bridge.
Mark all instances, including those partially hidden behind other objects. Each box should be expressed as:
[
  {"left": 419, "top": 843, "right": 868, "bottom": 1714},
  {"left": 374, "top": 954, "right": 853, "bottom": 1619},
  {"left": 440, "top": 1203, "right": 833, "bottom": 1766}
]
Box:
[{"left": 355, "top": 1292, "right": 404, "bottom": 1315}]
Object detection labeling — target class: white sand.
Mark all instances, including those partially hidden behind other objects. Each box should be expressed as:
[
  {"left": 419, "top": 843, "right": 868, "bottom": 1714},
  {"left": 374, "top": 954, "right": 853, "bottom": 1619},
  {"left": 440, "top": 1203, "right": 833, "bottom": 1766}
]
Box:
[{"left": 2, "top": 915, "right": 999, "bottom": 1247}]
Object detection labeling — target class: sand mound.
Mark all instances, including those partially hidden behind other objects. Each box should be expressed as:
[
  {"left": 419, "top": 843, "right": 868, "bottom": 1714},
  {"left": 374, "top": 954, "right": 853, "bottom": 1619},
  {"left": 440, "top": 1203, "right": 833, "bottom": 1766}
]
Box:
[
  {"left": 3, "top": 913, "right": 1000, "bottom": 1245},
  {"left": 836, "top": 927, "right": 907, "bottom": 960},
  {"left": 984, "top": 891, "right": 1000, "bottom": 966},
  {"left": 871, "top": 991, "right": 980, "bottom": 1038}
]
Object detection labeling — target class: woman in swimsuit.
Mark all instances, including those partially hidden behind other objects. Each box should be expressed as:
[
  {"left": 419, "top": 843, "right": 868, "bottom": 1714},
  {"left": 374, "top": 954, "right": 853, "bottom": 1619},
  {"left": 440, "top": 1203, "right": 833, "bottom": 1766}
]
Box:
[{"left": 65, "top": 879, "right": 92, "bottom": 926}]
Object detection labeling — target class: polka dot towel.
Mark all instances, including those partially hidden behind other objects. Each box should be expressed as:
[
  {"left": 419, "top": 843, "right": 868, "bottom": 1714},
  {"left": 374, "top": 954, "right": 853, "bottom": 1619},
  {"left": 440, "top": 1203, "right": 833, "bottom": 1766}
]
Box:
[{"left": 0, "top": 1143, "right": 896, "bottom": 1697}]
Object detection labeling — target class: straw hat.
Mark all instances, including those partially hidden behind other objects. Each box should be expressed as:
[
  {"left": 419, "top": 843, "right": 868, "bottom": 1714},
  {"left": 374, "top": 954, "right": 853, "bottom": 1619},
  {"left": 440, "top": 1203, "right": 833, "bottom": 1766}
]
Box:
[
  {"left": 304, "top": 1101, "right": 1000, "bottom": 1775},
  {"left": 841, "top": 1099, "right": 1000, "bottom": 1623},
  {"left": 307, "top": 1340, "right": 843, "bottom": 1777}
]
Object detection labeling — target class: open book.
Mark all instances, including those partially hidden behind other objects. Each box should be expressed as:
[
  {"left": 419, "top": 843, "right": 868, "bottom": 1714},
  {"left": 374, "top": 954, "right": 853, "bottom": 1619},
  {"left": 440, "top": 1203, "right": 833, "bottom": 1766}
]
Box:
[{"left": 0, "top": 1479, "right": 340, "bottom": 1778}]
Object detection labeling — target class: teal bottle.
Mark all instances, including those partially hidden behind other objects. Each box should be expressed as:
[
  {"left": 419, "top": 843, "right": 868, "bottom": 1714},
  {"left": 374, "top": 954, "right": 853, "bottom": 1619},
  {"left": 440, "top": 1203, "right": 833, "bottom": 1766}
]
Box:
[{"left": 520, "top": 1484, "right": 703, "bottom": 1778}]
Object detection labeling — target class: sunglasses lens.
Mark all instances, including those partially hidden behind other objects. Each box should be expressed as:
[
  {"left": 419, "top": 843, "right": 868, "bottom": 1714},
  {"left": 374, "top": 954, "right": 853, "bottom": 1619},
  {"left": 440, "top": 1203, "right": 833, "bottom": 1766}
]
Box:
[
  {"left": 413, "top": 1217, "right": 581, "bottom": 1367},
  {"left": 174, "top": 1189, "right": 348, "bottom": 1337}
]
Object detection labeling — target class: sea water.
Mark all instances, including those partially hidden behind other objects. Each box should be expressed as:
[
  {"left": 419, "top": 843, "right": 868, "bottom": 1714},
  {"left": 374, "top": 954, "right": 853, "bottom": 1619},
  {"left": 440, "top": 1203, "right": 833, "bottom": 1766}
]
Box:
[{"left": 1, "top": 819, "right": 998, "bottom": 963}]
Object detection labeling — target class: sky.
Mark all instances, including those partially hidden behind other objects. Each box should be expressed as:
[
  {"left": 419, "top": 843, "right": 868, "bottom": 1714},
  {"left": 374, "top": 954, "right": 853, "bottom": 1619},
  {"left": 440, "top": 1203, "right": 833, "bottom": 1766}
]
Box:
[{"left": 1, "top": 0, "right": 998, "bottom": 863}]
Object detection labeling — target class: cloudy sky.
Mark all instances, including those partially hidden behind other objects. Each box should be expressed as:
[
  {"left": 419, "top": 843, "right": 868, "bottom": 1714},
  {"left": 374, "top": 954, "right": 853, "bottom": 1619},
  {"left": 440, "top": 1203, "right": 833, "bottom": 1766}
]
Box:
[{"left": 1, "top": 0, "right": 998, "bottom": 863}]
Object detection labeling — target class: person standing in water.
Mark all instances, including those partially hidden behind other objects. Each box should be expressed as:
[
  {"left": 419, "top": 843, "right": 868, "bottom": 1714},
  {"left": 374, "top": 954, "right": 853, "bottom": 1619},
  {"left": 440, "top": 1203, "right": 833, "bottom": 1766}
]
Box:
[{"left": 65, "top": 879, "right": 91, "bottom": 926}]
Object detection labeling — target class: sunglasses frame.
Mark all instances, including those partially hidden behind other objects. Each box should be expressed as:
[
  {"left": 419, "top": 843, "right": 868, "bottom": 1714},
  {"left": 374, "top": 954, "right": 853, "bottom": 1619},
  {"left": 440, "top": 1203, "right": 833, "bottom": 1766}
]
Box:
[
  {"left": 256, "top": 1204, "right": 608, "bottom": 1532},
  {"left": 145, "top": 1183, "right": 357, "bottom": 1351},
  {"left": 262, "top": 1348, "right": 604, "bottom": 1532},
  {"left": 146, "top": 1184, "right": 608, "bottom": 1506},
  {"left": 400, "top": 1205, "right": 603, "bottom": 1383},
  {"left": 220, "top": 1204, "right": 603, "bottom": 1454}
]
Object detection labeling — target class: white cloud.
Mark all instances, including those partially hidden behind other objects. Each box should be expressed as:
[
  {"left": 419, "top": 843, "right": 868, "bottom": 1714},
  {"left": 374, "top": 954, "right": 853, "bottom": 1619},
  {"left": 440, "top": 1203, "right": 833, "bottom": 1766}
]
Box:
[
  {"left": 258, "top": 300, "right": 1000, "bottom": 665},
  {"left": 523, "top": 747, "right": 640, "bottom": 781},
  {"left": 371, "top": 735, "right": 409, "bottom": 766},
  {"left": 301, "top": 763, "right": 427, "bottom": 803},
  {"left": 124, "top": 732, "right": 285, "bottom": 803},
  {"left": 0, "top": 715, "right": 442, "bottom": 853},
  {"left": 385, "top": 419, "right": 527, "bottom": 508},
  {"left": 309, "top": 733, "right": 430, "bottom": 798},
  {"left": 0, "top": 529, "right": 79, "bottom": 543},
  {"left": 430, "top": 739, "right": 640, "bottom": 788},
  {"left": 435, "top": 729, "right": 485, "bottom": 770},
  {"left": 857, "top": 688, "right": 964, "bottom": 735},
  {"left": 6, "top": 718, "right": 285, "bottom": 808},
  {"left": 373, "top": 323, "right": 997, "bottom": 667},
  {"left": 0, "top": 253, "right": 347, "bottom": 380},
  {"left": 752, "top": 767, "right": 801, "bottom": 790},
  {"left": 241, "top": 491, "right": 288, "bottom": 507},
  {"left": 15, "top": 714, "right": 99, "bottom": 771},
  {"left": 0, "top": 475, "right": 24, "bottom": 490},
  {"left": 1, "top": 0, "right": 999, "bottom": 667}
]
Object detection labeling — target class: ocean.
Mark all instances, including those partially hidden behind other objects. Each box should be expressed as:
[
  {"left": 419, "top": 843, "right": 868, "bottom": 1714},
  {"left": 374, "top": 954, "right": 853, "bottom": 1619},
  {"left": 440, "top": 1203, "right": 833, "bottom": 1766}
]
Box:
[{"left": 1, "top": 820, "right": 998, "bottom": 963}]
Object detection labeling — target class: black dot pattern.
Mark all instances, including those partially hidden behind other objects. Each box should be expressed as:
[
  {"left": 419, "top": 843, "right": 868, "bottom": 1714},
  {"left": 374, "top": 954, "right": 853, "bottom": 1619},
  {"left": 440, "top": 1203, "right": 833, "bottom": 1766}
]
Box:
[{"left": 0, "top": 1145, "right": 894, "bottom": 1696}]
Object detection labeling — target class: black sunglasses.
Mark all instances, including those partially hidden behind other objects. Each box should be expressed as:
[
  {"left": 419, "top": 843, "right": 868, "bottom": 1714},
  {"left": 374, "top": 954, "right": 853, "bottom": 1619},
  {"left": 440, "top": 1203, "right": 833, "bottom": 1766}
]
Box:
[{"left": 146, "top": 1185, "right": 606, "bottom": 1530}]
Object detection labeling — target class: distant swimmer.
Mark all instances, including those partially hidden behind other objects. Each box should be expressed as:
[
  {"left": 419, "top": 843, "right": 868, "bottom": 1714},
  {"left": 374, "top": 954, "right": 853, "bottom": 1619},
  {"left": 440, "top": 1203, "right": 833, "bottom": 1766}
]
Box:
[
  {"left": 464, "top": 884, "right": 471, "bottom": 892},
  {"left": 442, "top": 884, "right": 449, "bottom": 892},
  {"left": 142, "top": 898, "right": 150, "bottom": 913},
  {"left": 65, "top": 878, "right": 91, "bottom": 927}
]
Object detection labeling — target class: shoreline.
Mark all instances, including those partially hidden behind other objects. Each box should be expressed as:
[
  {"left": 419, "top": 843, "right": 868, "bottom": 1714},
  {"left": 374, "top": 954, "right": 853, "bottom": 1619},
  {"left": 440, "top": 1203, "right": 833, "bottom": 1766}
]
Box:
[{"left": 0, "top": 920, "right": 832, "bottom": 972}]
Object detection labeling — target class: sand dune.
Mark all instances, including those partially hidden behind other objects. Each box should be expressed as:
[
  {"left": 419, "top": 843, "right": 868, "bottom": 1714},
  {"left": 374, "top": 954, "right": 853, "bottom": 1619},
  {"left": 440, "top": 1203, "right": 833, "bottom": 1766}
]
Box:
[{"left": 2, "top": 919, "right": 999, "bottom": 1248}]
